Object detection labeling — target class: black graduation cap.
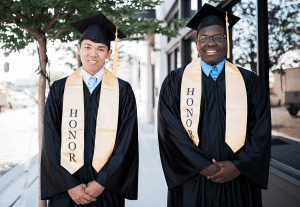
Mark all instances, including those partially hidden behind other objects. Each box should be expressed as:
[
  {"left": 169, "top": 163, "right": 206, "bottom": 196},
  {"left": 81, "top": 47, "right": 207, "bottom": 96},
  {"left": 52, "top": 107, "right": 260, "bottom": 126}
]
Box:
[
  {"left": 186, "top": 3, "right": 240, "bottom": 32},
  {"left": 186, "top": 3, "right": 240, "bottom": 59},
  {"left": 71, "top": 12, "right": 127, "bottom": 75},
  {"left": 70, "top": 12, "right": 127, "bottom": 48}
]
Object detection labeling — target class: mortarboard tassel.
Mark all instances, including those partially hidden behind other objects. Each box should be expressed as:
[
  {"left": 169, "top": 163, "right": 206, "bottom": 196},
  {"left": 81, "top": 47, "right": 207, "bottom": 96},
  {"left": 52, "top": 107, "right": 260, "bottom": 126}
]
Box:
[
  {"left": 112, "top": 27, "right": 119, "bottom": 76},
  {"left": 226, "top": 12, "right": 230, "bottom": 59}
]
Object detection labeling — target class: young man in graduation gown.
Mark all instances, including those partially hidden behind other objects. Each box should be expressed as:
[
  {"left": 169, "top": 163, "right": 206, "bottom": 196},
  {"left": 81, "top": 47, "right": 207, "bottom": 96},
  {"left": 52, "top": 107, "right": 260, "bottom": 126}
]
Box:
[
  {"left": 41, "top": 13, "right": 138, "bottom": 207},
  {"left": 158, "top": 4, "right": 271, "bottom": 207}
]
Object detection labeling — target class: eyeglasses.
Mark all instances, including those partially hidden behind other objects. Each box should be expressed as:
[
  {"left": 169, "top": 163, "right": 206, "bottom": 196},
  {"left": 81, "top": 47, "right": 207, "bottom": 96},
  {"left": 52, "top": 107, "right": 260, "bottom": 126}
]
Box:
[{"left": 196, "top": 34, "right": 226, "bottom": 44}]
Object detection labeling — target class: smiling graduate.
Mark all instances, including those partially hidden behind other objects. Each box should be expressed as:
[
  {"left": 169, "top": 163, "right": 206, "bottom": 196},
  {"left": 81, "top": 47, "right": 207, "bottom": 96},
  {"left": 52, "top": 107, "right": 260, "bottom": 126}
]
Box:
[
  {"left": 158, "top": 4, "right": 271, "bottom": 207},
  {"left": 41, "top": 13, "right": 138, "bottom": 207}
]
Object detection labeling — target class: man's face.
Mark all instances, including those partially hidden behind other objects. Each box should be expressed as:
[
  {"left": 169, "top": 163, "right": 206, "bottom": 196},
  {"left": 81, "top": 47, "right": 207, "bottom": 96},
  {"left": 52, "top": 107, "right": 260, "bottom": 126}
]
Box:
[
  {"left": 77, "top": 39, "right": 112, "bottom": 75},
  {"left": 196, "top": 25, "right": 227, "bottom": 66}
]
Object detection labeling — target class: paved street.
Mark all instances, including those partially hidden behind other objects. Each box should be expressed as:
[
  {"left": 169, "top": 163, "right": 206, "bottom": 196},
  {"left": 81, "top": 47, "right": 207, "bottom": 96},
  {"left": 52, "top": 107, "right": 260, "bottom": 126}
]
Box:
[
  {"left": 271, "top": 106, "right": 300, "bottom": 140},
  {"left": 0, "top": 106, "right": 38, "bottom": 176},
  {"left": 0, "top": 107, "right": 168, "bottom": 207}
]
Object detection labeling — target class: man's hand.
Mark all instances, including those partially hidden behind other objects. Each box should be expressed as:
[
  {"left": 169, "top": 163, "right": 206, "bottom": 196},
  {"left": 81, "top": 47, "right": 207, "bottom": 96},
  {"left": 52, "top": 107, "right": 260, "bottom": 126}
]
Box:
[
  {"left": 207, "top": 159, "right": 240, "bottom": 183},
  {"left": 200, "top": 163, "right": 221, "bottom": 177},
  {"left": 68, "top": 184, "right": 96, "bottom": 205},
  {"left": 85, "top": 181, "right": 105, "bottom": 198}
]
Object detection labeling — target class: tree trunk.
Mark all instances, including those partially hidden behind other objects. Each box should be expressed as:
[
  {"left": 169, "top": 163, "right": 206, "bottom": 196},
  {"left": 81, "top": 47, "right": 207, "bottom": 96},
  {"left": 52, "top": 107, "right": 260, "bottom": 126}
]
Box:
[
  {"left": 37, "top": 35, "right": 48, "bottom": 207},
  {"left": 77, "top": 53, "right": 82, "bottom": 67}
]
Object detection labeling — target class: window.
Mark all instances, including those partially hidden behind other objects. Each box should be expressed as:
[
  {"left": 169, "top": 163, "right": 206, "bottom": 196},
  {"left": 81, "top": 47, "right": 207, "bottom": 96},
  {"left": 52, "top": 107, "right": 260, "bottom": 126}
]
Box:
[
  {"left": 191, "top": 39, "right": 198, "bottom": 61},
  {"left": 168, "top": 53, "right": 171, "bottom": 73},
  {"left": 175, "top": 48, "right": 181, "bottom": 69},
  {"left": 168, "top": 47, "right": 181, "bottom": 73},
  {"left": 181, "top": 33, "right": 197, "bottom": 66},
  {"left": 191, "top": 0, "right": 198, "bottom": 17},
  {"left": 182, "top": 0, "right": 201, "bottom": 18},
  {"left": 167, "top": 12, "right": 179, "bottom": 43}
]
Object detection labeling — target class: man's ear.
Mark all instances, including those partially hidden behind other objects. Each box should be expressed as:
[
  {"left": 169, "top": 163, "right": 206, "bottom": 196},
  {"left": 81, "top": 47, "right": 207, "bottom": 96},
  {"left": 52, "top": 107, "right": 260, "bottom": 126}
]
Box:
[
  {"left": 77, "top": 43, "right": 81, "bottom": 55},
  {"left": 106, "top": 49, "right": 113, "bottom": 59}
]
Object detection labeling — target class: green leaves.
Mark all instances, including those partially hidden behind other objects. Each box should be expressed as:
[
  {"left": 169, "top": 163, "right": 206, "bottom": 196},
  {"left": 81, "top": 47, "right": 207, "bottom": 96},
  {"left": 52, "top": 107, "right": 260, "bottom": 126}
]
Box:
[
  {"left": 233, "top": 0, "right": 300, "bottom": 71},
  {"left": 0, "top": 0, "right": 186, "bottom": 53}
]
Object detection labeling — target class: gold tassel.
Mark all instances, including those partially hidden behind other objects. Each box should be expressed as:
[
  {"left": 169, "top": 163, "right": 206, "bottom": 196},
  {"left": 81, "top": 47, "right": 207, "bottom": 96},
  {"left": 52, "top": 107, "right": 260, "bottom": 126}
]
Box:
[
  {"left": 226, "top": 12, "right": 230, "bottom": 59},
  {"left": 112, "top": 27, "right": 119, "bottom": 76}
]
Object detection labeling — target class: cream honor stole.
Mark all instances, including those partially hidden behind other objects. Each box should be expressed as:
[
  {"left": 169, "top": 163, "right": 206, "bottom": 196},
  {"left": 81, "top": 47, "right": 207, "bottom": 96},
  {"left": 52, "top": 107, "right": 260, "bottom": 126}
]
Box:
[
  {"left": 61, "top": 67, "right": 119, "bottom": 174},
  {"left": 180, "top": 58, "right": 247, "bottom": 153}
]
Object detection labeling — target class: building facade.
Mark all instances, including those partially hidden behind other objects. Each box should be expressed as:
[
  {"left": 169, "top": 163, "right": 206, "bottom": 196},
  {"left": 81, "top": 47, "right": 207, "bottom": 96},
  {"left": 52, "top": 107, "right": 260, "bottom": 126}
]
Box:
[{"left": 138, "top": 0, "right": 239, "bottom": 132}]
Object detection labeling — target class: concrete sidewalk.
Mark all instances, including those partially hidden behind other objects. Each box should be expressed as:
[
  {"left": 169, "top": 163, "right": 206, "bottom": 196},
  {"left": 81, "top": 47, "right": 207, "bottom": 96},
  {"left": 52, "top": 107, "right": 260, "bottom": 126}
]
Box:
[
  {"left": 0, "top": 123, "right": 168, "bottom": 207},
  {"left": 0, "top": 154, "right": 38, "bottom": 207},
  {"left": 126, "top": 123, "right": 167, "bottom": 207}
]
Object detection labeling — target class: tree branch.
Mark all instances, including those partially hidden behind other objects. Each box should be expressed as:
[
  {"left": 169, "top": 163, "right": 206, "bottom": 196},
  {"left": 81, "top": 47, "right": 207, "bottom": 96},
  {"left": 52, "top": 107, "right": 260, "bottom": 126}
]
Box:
[
  {"left": 0, "top": 19, "right": 9, "bottom": 23},
  {"left": 14, "top": 11, "right": 29, "bottom": 22},
  {"left": 14, "top": 21, "right": 28, "bottom": 31},
  {"left": 45, "top": 28, "right": 71, "bottom": 39},
  {"left": 51, "top": 0, "right": 61, "bottom": 9},
  {"left": 60, "top": 9, "right": 76, "bottom": 19},
  {"left": 43, "top": 11, "right": 61, "bottom": 33},
  {"left": 43, "top": 1, "right": 84, "bottom": 33},
  {"left": 14, "top": 20, "right": 40, "bottom": 40},
  {"left": 59, "top": 2, "right": 84, "bottom": 19}
]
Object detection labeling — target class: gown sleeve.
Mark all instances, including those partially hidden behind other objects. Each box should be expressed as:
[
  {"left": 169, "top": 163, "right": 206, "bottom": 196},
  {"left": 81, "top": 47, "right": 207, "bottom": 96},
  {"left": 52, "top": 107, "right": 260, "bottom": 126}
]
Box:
[
  {"left": 232, "top": 72, "right": 271, "bottom": 189},
  {"left": 158, "top": 70, "right": 212, "bottom": 190},
  {"left": 41, "top": 80, "right": 81, "bottom": 200},
  {"left": 95, "top": 82, "right": 139, "bottom": 200}
]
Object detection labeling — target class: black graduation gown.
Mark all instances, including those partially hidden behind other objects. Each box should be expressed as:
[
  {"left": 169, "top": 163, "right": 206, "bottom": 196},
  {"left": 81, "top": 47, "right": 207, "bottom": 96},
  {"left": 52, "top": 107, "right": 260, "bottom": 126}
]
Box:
[
  {"left": 158, "top": 66, "right": 271, "bottom": 207},
  {"left": 41, "top": 77, "right": 138, "bottom": 207}
]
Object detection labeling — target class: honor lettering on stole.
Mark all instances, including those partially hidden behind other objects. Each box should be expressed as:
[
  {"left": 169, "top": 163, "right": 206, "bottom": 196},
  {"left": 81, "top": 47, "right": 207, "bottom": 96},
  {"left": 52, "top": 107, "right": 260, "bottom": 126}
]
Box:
[
  {"left": 61, "top": 67, "right": 85, "bottom": 174},
  {"left": 180, "top": 58, "right": 202, "bottom": 146},
  {"left": 68, "top": 109, "right": 78, "bottom": 162},
  {"left": 186, "top": 88, "right": 195, "bottom": 139}
]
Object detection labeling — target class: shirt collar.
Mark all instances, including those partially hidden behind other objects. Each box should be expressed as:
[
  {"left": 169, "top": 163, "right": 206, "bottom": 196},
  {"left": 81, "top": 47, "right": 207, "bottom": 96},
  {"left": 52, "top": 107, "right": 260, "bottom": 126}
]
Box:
[
  {"left": 201, "top": 59, "right": 225, "bottom": 77},
  {"left": 81, "top": 67, "right": 104, "bottom": 85}
]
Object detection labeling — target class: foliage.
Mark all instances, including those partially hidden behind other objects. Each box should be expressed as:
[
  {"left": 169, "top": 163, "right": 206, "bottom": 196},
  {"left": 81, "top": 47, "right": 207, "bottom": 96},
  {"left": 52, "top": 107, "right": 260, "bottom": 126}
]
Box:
[
  {"left": 0, "top": 0, "right": 187, "bottom": 53},
  {"left": 232, "top": 0, "right": 257, "bottom": 72},
  {"left": 232, "top": 0, "right": 300, "bottom": 72},
  {"left": 0, "top": 0, "right": 190, "bottom": 90},
  {"left": 268, "top": 0, "right": 300, "bottom": 70}
]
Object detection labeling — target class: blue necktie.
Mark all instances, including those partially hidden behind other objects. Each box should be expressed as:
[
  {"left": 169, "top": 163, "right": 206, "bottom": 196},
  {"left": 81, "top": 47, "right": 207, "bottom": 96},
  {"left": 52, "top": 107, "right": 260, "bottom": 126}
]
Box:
[
  {"left": 210, "top": 66, "right": 218, "bottom": 81},
  {"left": 88, "top": 77, "right": 97, "bottom": 94}
]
